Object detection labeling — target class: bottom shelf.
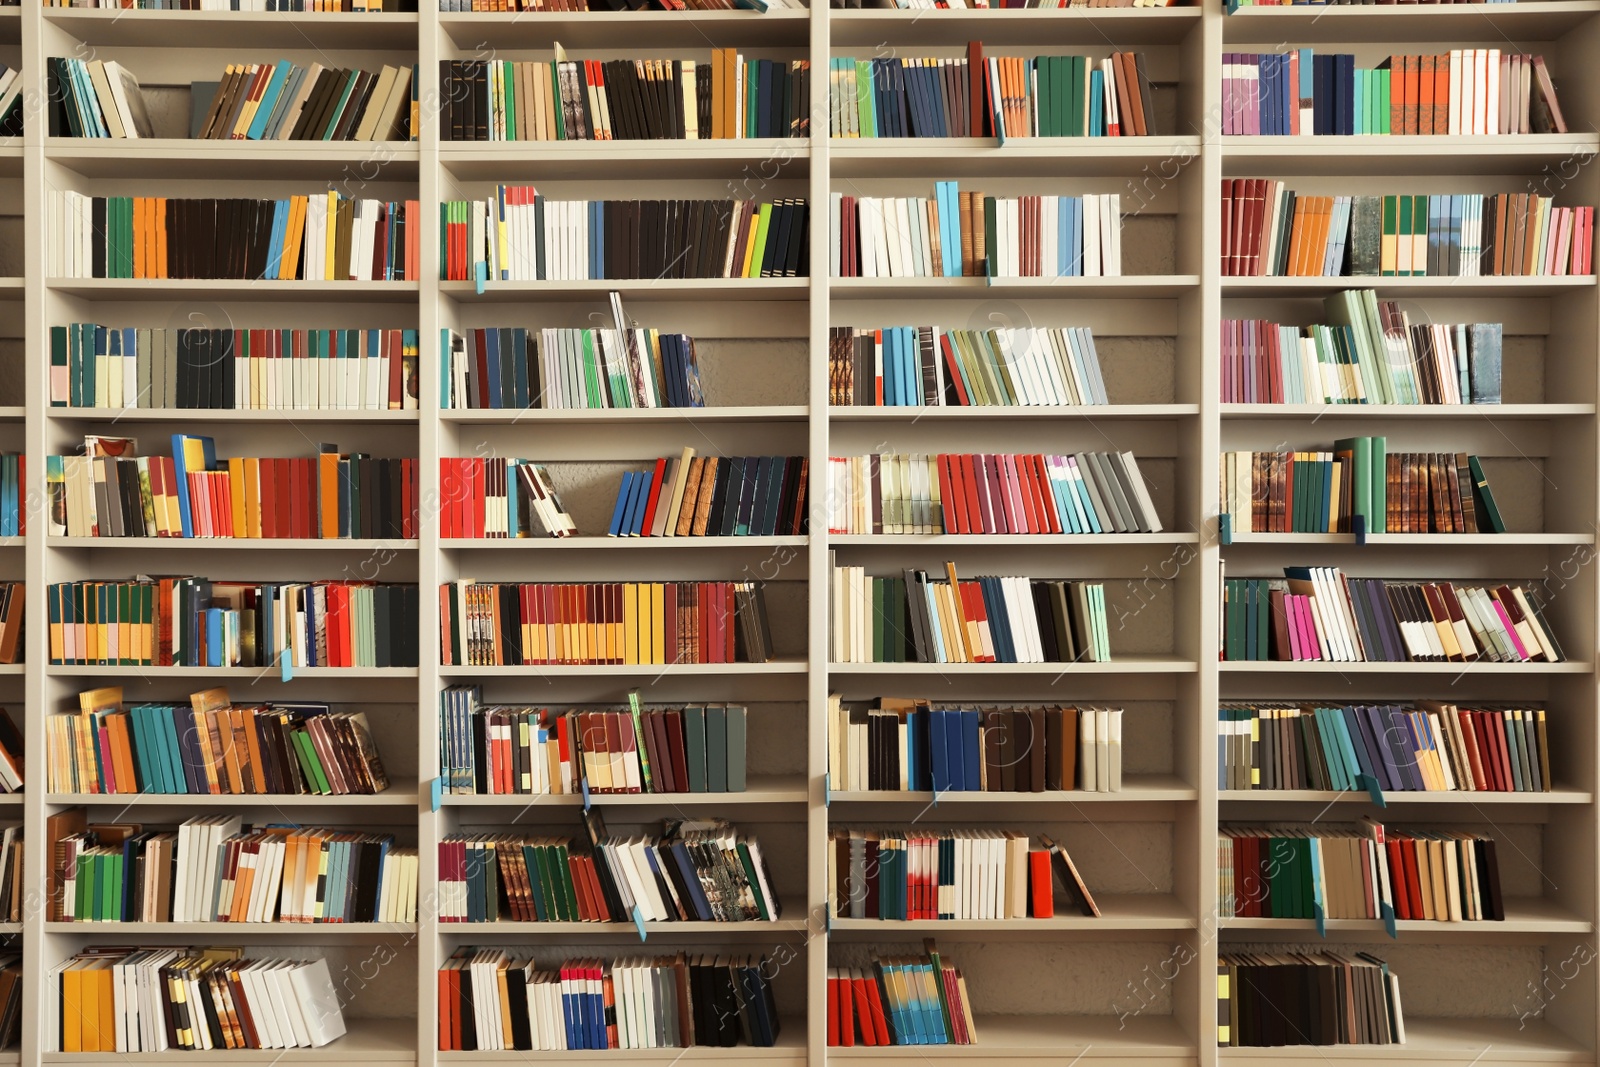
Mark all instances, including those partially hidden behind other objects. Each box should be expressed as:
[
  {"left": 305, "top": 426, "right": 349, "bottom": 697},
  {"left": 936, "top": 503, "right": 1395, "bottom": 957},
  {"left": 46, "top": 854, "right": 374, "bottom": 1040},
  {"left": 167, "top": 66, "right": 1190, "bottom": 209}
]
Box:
[
  {"left": 1221, "top": 1016, "right": 1591, "bottom": 1063},
  {"left": 827, "top": 1014, "right": 1193, "bottom": 1062},
  {"left": 43, "top": 1017, "right": 412, "bottom": 1064},
  {"left": 437, "top": 1017, "right": 806, "bottom": 1064}
]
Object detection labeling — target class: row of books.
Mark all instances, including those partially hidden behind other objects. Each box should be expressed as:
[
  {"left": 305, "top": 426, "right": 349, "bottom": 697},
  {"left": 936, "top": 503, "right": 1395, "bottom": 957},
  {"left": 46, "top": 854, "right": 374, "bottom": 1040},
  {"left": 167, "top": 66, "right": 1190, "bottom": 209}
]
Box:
[
  {"left": 444, "top": 319, "right": 706, "bottom": 411},
  {"left": 1220, "top": 292, "right": 1502, "bottom": 405},
  {"left": 48, "top": 686, "right": 390, "bottom": 796},
  {"left": 891, "top": 0, "right": 1179, "bottom": 7},
  {"left": 0, "top": 456, "right": 20, "bottom": 537},
  {"left": 611, "top": 452, "right": 806, "bottom": 538},
  {"left": 1219, "top": 823, "right": 1504, "bottom": 922},
  {"left": 46, "top": 59, "right": 154, "bottom": 139},
  {"left": 1218, "top": 951, "right": 1403, "bottom": 1048},
  {"left": 442, "top": 54, "right": 808, "bottom": 141},
  {"left": 439, "top": 580, "right": 775, "bottom": 666},
  {"left": 49, "top": 0, "right": 414, "bottom": 8},
  {"left": 826, "top": 944, "right": 975, "bottom": 1047},
  {"left": 832, "top": 567, "right": 1111, "bottom": 664},
  {"left": 1227, "top": 0, "right": 1509, "bottom": 7},
  {"left": 828, "top": 698, "right": 1124, "bottom": 792},
  {"left": 0, "top": 66, "right": 19, "bottom": 138},
  {"left": 193, "top": 62, "right": 414, "bottom": 141},
  {"left": 437, "top": 458, "right": 576, "bottom": 538},
  {"left": 0, "top": 832, "right": 20, "bottom": 922},
  {"left": 826, "top": 451, "right": 1162, "bottom": 535},
  {"left": 46, "top": 578, "right": 422, "bottom": 668},
  {"left": 830, "top": 50, "right": 1156, "bottom": 138},
  {"left": 1223, "top": 183, "right": 1594, "bottom": 277},
  {"left": 439, "top": 689, "right": 750, "bottom": 795},
  {"left": 51, "top": 326, "right": 420, "bottom": 411},
  {"left": 831, "top": 187, "right": 1122, "bottom": 277},
  {"left": 0, "top": 958, "right": 18, "bottom": 1050},
  {"left": 57, "top": 821, "right": 417, "bottom": 924},
  {"left": 49, "top": 951, "right": 346, "bottom": 1052},
  {"left": 1221, "top": 50, "right": 1567, "bottom": 136},
  {"left": 1219, "top": 569, "right": 1562, "bottom": 664},
  {"left": 440, "top": 817, "right": 778, "bottom": 923},
  {"left": 1219, "top": 445, "right": 1505, "bottom": 535},
  {"left": 830, "top": 829, "right": 1098, "bottom": 919},
  {"left": 438, "top": 950, "right": 781, "bottom": 1052},
  {"left": 0, "top": 588, "right": 19, "bottom": 668},
  {"left": 50, "top": 192, "right": 422, "bottom": 281},
  {"left": 443, "top": 190, "right": 807, "bottom": 282},
  {"left": 1218, "top": 702, "right": 1551, "bottom": 794},
  {"left": 829, "top": 325, "right": 1110, "bottom": 407},
  {"left": 50, "top": 440, "right": 418, "bottom": 540},
  {"left": 439, "top": 0, "right": 800, "bottom": 9}
]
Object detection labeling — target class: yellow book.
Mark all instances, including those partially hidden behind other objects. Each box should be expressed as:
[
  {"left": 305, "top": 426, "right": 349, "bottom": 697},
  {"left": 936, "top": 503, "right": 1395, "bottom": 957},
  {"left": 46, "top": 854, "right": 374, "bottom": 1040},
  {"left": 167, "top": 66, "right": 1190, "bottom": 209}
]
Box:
[
  {"left": 62, "top": 962, "right": 84, "bottom": 1052},
  {"left": 624, "top": 583, "right": 639, "bottom": 664},
  {"left": 325, "top": 191, "right": 339, "bottom": 280},
  {"left": 650, "top": 582, "right": 666, "bottom": 664},
  {"left": 227, "top": 457, "right": 248, "bottom": 538},
  {"left": 243, "top": 459, "right": 262, "bottom": 538}
]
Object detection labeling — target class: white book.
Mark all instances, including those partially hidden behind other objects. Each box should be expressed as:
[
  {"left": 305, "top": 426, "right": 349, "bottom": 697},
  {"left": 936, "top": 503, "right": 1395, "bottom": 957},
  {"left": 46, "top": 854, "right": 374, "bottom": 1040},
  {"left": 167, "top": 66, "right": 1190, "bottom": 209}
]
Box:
[
  {"left": 1096, "top": 708, "right": 1111, "bottom": 791},
  {"left": 1108, "top": 708, "right": 1123, "bottom": 791},
  {"left": 1080, "top": 707, "right": 1096, "bottom": 790},
  {"left": 1082, "top": 195, "right": 1101, "bottom": 276}
]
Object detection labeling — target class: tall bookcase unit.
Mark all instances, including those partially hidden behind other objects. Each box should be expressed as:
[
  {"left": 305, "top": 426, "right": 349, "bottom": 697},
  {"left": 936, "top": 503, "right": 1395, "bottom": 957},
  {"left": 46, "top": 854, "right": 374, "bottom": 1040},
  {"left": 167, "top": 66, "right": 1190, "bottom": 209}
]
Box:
[{"left": 3, "top": 1, "right": 1599, "bottom": 1065}]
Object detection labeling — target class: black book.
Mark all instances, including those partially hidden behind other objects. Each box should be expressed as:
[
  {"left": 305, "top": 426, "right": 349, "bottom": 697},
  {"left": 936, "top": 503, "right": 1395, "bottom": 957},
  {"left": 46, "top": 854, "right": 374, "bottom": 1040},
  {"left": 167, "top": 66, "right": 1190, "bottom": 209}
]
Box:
[
  {"left": 785, "top": 199, "right": 808, "bottom": 276},
  {"left": 373, "top": 585, "right": 391, "bottom": 669}
]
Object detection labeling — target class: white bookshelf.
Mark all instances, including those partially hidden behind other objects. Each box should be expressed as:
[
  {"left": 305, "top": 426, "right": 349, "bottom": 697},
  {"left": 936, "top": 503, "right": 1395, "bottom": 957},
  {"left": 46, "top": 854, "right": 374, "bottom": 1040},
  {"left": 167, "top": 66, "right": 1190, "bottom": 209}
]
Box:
[{"left": 4, "top": 2, "right": 1597, "bottom": 1066}]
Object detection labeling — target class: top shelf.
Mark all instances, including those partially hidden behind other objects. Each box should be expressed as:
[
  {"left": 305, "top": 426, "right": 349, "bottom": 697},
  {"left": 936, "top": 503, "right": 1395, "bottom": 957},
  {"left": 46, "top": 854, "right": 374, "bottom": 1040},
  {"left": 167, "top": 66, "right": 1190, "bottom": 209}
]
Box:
[
  {"left": 42, "top": 7, "right": 421, "bottom": 49},
  {"left": 830, "top": 7, "right": 1201, "bottom": 46},
  {"left": 1221, "top": 0, "right": 1600, "bottom": 44},
  {"left": 439, "top": 8, "right": 810, "bottom": 48}
]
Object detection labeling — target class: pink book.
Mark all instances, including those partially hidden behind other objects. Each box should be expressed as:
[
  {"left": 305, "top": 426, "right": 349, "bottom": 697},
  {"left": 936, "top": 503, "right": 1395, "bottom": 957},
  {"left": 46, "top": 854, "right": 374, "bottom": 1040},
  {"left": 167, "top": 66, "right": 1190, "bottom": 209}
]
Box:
[
  {"left": 1489, "top": 597, "right": 1530, "bottom": 660},
  {"left": 1288, "top": 51, "right": 1300, "bottom": 135},
  {"left": 1284, "top": 593, "right": 1303, "bottom": 660}
]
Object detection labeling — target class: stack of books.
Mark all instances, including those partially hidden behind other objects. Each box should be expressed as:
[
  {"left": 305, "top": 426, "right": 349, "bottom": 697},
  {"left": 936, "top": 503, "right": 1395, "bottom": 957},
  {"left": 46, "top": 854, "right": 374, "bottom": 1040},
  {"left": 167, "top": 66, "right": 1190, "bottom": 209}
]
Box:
[
  {"left": 191, "top": 62, "right": 415, "bottom": 141},
  {"left": 830, "top": 324, "right": 1109, "bottom": 407},
  {"left": 1218, "top": 951, "right": 1403, "bottom": 1047},
  {"left": 437, "top": 458, "right": 576, "bottom": 538}
]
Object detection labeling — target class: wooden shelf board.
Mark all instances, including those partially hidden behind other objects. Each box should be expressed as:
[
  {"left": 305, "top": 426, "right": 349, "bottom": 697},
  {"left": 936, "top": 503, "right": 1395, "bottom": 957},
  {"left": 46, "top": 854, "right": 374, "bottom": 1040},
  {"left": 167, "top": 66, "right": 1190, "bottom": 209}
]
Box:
[
  {"left": 1220, "top": 660, "right": 1589, "bottom": 674},
  {"left": 43, "top": 7, "right": 421, "bottom": 48},
  {"left": 1221, "top": 2, "right": 1600, "bottom": 45},
  {"left": 830, "top": 657, "right": 1198, "bottom": 675},
  {"left": 47, "top": 665, "right": 418, "bottom": 679},
  {"left": 440, "top": 278, "right": 808, "bottom": 302},
  {"left": 830, "top": 404, "right": 1198, "bottom": 421},
  {"left": 442, "top": 405, "right": 806, "bottom": 424},
  {"left": 440, "top": 660, "right": 808, "bottom": 677},
  {"left": 1219, "top": 1016, "right": 1591, "bottom": 1062},
  {"left": 831, "top": 275, "right": 1198, "bottom": 299},
  {"left": 48, "top": 537, "right": 419, "bottom": 550},
  {"left": 831, "top": 137, "right": 1202, "bottom": 178},
  {"left": 1222, "top": 403, "right": 1595, "bottom": 419},
  {"left": 42, "top": 1016, "right": 415, "bottom": 1062},
  {"left": 830, "top": 533, "right": 1197, "bottom": 546},
  {"left": 1220, "top": 788, "right": 1591, "bottom": 805},
  {"left": 826, "top": 1014, "right": 1193, "bottom": 1060},
  {"left": 830, "top": 8, "right": 1201, "bottom": 46},
  {"left": 440, "top": 1019, "right": 807, "bottom": 1062},
  {"left": 1225, "top": 533, "right": 1595, "bottom": 546},
  {"left": 44, "top": 921, "right": 417, "bottom": 936},
  {"left": 48, "top": 279, "right": 419, "bottom": 302},
  {"left": 49, "top": 792, "right": 420, "bottom": 807},
  {"left": 830, "top": 894, "right": 1193, "bottom": 933},
  {"left": 441, "top": 535, "right": 806, "bottom": 549},
  {"left": 441, "top": 775, "right": 805, "bottom": 807},
  {"left": 1220, "top": 897, "right": 1591, "bottom": 935},
  {"left": 47, "top": 408, "right": 419, "bottom": 422},
  {"left": 438, "top": 9, "right": 811, "bottom": 48},
  {"left": 829, "top": 774, "right": 1197, "bottom": 804},
  {"left": 45, "top": 139, "right": 421, "bottom": 180},
  {"left": 1224, "top": 133, "right": 1600, "bottom": 175},
  {"left": 442, "top": 140, "right": 807, "bottom": 180},
  {"left": 1224, "top": 275, "right": 1595, "bottom": 297}
]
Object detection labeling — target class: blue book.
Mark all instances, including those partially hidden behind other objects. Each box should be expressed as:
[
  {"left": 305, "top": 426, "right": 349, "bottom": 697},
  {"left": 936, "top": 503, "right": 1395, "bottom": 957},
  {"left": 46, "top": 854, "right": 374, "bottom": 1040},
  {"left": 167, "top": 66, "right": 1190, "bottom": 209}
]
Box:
[
  {"left": 608, "top": 472, "right": 633, "bottom": 536},
  {"left": 942, "top": 710, "right": 966, "bottom": 790},
  {"left": 960, "top": 709, "right": 981, "bottom": 792},
  {"left": 626, "top": 469, "right": 653, "bottom": 536},
  {"left": 247, "top": 61, "right": 294, "bottom": 139},
  {"left": 928, "top": 709, "right": 951, "bottom": 791}
]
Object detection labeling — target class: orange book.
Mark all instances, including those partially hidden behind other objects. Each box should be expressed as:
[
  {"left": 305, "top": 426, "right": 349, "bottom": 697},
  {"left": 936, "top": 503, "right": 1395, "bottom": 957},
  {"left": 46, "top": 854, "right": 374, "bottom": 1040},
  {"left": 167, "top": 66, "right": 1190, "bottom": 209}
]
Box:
[
  {"left": 1419, "top": 54, "right": 1435, "bottom": 135},
  {"left": 318, "top": 452, "right": 339, "bottom": 539},
  {"left": 220, "top": 711, "right": 245, "bottom": 793},
  {"left": 1029, "top": 850, "right": 1055, "bottom": 917},
  {"left": 133, "top": 198, "right": 146, "bottom": 279},
  {"left": 1433, "top": 53, "right": 1449, "bottom": 136}
]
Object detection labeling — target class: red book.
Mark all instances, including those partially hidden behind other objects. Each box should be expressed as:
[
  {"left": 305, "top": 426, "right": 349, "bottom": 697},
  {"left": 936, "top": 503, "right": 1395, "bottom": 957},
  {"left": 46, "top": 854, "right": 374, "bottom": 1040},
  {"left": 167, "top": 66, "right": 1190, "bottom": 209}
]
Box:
[
  {"left": 936, "top": 456, "right": 960, "bottom": 535},
  {"left": 939, "top": 333, "right": 970, "bottom": 405},
  {"left": 827, "top": 973, "right": 841, "bottom": 1047},
  {"left": 852, "top": 975, "right": 878, "bottom": 1046},
  {"left": 1029, "top": 849, "right": 1054, "bottom": 917},
  {"left": 639, "top": 458, "right": 668, "bottom": 539},
  {"left": 1400, "top": 839, "right": 1426, "bottom": 918},
  {"left": 835, "top": 971, "right": 854, "bottom": 1046},
  {"left": 958, "top": 455, "right": 983, "bottom": 534},
  {"left": 968, "top": 456, "right": 993, "bottom": 533},
  {"left": 864, "top": 975, "right": 892, "bottom": 1045},
  {"left": 1034, "top": 455, "right": 1063, "bottom": 533}
]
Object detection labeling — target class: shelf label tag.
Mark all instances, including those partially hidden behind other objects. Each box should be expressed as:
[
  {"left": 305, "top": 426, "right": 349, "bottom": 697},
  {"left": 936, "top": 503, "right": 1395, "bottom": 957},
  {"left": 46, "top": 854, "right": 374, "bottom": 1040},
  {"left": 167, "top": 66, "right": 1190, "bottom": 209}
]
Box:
[
  {"left": 1380, "top": 902, "right": 1397, "bottom": 939},
  {"left": 581, "top": 777, "right": 592, "bottom": 814},
  {"left": 1353, "top": 514, "right": 1367, "bottom": 546},
  {"left": 1218, "top": 513, "right": 1232, "bottom": 546},
  {"left": 1356, "top": 774, "right": 1386, "bottom": 807},
  {"left": 631, "top": 904, "right": 647, "bottom": 941},
  {"left": 1313, "top": 902, "right": 1326, "bottom": 939},
  {"left": 429, "top": 777, "right": 443, "bottom": 813},
  {"left": 823, "top": 772, "right": 830, "bottom": 808},
  {"left": 279, "top": 649, "right": 293, "bottom": 682},
  {"left": 475, "top": 262, "right": 487, "bottom": 295}
]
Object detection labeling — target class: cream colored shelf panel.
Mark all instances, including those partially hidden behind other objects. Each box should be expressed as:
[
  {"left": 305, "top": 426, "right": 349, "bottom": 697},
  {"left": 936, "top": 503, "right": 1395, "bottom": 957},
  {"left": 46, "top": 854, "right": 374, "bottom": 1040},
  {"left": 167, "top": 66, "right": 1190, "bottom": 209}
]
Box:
[
  {"left": 436, "top": 919, "right": 809, "bottom": 937},
  {"left": 0, "top": 795, "right": 21, "bottom": 807},
  {"left": 441, "top": 536, "right": 806, "bottom": 550},
  {"left": 1225, "top": 533, "right": 1595, "bottom": 546},
  {"left": 0, "top": 666, "right": 23, "bottom": 677},
  {"left": 0, "top": 538, "right": 18, "bottom": 549},
  {"left": 49, "top": 792, "right": 420, "bottom": 807},
  {"left": 0, "top": 278, "right": 21, "bottom": 293},
  {"left": 48, "top": 537, "right": 420, "bottom": 550},
  {"left": 439, "top": 1020, "right": 806, "bottom": 1064},
  {"left": 0, "top": 408, "right": 22, "bottom": 420},
  {"left": 1220, "top": 897, "right": 1591, "bottom": 935},
  {"left": 1222, "top": 403, "right": 1595, "bottom": 419},
  {"left": 442, "top": 140, "right": 807, "bottom": 180},
  {"left": 831, "top": 657, "right": 1198, "bottom": 675},
  {"left": 831, "top": 404, "right": 1198, "bottom": 421},
  {"left": 442, "top": 405, "right": 807, "bottom": 424},
  {"left": 41, "top": 1016, "right": 415, "bottom": 1063},
  {"left": 440, "top": 775, "right": 805, "bottom": 806},
  {"left": 441, "top": 278, "right": 808, "bottom": 302},
  {"left": 42, "top": 8, "right": 421, "bottom": 48},
  {"left": 44, "top": 922, "right": 417, "bottom": 936},
  {"left": 830, "top": 7, "right": 1201, "bottom": 46},
  {"left": 47, "top": 665, "right": 418, "bottom": 679},
  {"left": 1223, "top": 133, "right": 1600, "bottom": 176},
  {"left": 829, "top": 774, "right": 1197, "bottom": 805},
  {"left": 0, "top": 924, "right": 16, "bottom": 937},
  {"left": 1221, "top": 1, "right": 1600, "bottom": 45},
  {"left": 1224, "top": 275, "right": 1596, "bottom": 297},
  {"left": 48, "top": 408, "right": 420, "bottom": 423},
  {"left": 438, "top": 9, "right": 810, "bottom": 48},
  {"left": 825, "top": 1014, "right": 1193, "bottom": 1061},
  {"left": 1220, "top": 1017, "right": 1590, "bottom": 1063},
  {"left": 47, "top": 279, "right": 419, "bottom": 302},
  {"left": 1220, "top": 788, "right": 1591, "bottom": 805},
  {"left": 45, "top": 139, "right": 421, "bottom": 180},
  {"left": 1219, "top": 660, "right": 1590, "bottom": 674},
  {"left": 830, "top": 894, "right": 1194, "bottom": 933},
  {"left": 831, "top": 137, "right": 1202, "bottom": 179},
  {"left": 830, "top": 533, "right": 1198, "bottom": 547},
  {"left": 832, "top": 276, "right": 1199, "bottom": 299},
  {"left": 440, "top": 660, "right": 807, "bottom": 678}
]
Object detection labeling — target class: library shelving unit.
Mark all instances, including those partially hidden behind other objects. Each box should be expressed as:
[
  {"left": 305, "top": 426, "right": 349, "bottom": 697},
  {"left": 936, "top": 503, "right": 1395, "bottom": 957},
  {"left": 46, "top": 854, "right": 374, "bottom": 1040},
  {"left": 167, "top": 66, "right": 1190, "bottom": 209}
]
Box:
[{"left": 5, "top": 1, "right": 1599, "bottom": 1066}]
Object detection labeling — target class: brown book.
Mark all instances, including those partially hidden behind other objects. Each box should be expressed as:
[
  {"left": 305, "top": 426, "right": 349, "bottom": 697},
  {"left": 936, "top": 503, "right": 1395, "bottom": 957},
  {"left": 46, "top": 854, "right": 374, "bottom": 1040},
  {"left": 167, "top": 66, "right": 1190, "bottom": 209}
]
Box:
[
  {"left": 45, "top": 807, "right": 87, "bottom": 922},
  {"left": 1454, "top": 453, "right": 1479, "bottom": 533},
  {"left": 1432, "top": 52, "right": 1448, "bottom": 135},
  {"left": 1028, "top": 707, "right": 1047, "bottom": 793},
  {"left": 1121, "top": 53, "right": 1148, "bottom": 137},
  {"left": 674, "top": 457, "right": 704, "bottom": 537},
  {"left": 198, "top": 66, "right": 243, "bottom": 140},
  {"left": 690, "top": 456, "right": 719, "bottom": 535},
  {"left": 982, "top": 708, "right": 1006, "bottom": 791}
]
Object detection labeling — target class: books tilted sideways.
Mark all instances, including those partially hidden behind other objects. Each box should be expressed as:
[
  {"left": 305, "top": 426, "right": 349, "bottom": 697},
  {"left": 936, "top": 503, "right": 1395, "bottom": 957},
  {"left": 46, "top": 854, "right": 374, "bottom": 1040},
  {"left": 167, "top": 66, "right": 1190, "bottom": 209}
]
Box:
[
  {"left": 1219, "top": 702, "right": 1551, "bottom": 794},
  {"left": 828, "top": 451, "right": 1161, "bottom": 535},
  {"left": 832, "top": 49, "right": 1155, "bottom": 138},
  {"left": 1218, "top": 822, "right": 1504, "bottom": 922},
  {"left": 51, "top": 686, "right": 390, "bottom": 796},
  {"left": 832, "top": 185, "right": 1121, "bottom": 278},
  {"left": 1222, "top": 184, "right": 1593, "bottom": 278},
  {"left": 0, "top": 709, "right": 18, "bottom": 791},
  {"left": 46, "top": 578, "right": 421, "bottom": 668},
  {"left": 49, "top": 0, "right": 414, "bottom": 9},
  {"left": 610, "top": 451, "right": 807, "bottom": 538},
  {"left": 437, "top": 458, "right": 576, "bottom": 538},
  {"left": 444, "top": 322, "right": 705, "bottom": 411},
  {"left": 0, "top": 956, "right": 19, "bottom": 1048},
  {"left": 1218, "top": 951, "right": 1403, "bottom": 1047},
  {"left": 442, "top": 52, "right": 808, "bottom": 141},
  {"left": 50, "top": 436, "right": 418, "bottom": 540},
  {"left": 0, "top": 586, "right": 19, "bottom": 668},
  {"left": 442, "top": 0, "right": 802, "bottom": 10},
  {"left": 441, "top": 189, "right": 808, "bottom": 281},
  {"left": 49, "top": 191, "right": 421, "bottom": 281},
  {"left": 1220, "top": 569, "right": 1562, "bottom": 664},
  {"left": 45, "top": 59, "right": 154, "bottom": 138},
  {"left": 1222, "top": 49, "right": 1566, "bottom": 136},
  {"left": 439, "top": 687, "right": 749, "bottom": 795},
  {"left": 438, "top": 950, "right": 782, "bottom": 1051},
  {"left": 831, "top": 325, "right": 1109, "bottom": 407},
  {"left": 439, "top": 816, "right": 778, "bottom": 923},
  {"left": 0, "top": 65, "right": 22, "bottom": 137},
  {"left": 51, "top": 325, "right": 421, "bottom": 411},
  {"left": 55, "top": 817, "right": 417, "bottom": 924},
  {"left": 193, "top": 62, "right": 414, "bottom": 141},
  {"left": 832, "top": 564, "right": 1110, "bottom": 664},
  {"left": 0, "top": 829, "right": 21, "bottom": 921},
  {"left": 1221, "top": 291, "right": 1503, "bottom": 405},
  {"left": 828, "top": 698, "right": 1123, "bottom": 793},
  {"left": 828, "top": 941, "right": 976, "bottom": 1047},
  {"left": 48, "top": 950, "right": 347, "bottom": 1052},
  {"left": 889, "top": 0, "right": 1178, "bottom": 8},
  {"left": 1221, "top": 444, "right": 1505, "bottom": 535},
  {"left": 440, "top": 579, "right": 775, "bottom": 666},
  {"left": 830, "top": 827, "right": 1099, "bottom": 920}
]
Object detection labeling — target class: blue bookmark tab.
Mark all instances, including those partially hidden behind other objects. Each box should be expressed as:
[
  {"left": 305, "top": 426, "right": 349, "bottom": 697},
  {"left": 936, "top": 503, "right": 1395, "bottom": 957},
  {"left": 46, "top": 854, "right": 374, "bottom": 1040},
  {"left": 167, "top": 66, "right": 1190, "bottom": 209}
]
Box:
[
  {"left": 823, "top": 772, "right": 830, "bottom": 808},
  {"left": 1353, "top": 514, "right": 1367, "bottom": 546},
  {"left": 1313, "top": 902, "right": 1326, "bottom": 939},
  {"left": 631, "top": 905, "right": 647, "bottom": 941},
  {"left": 1219, "top": 513, "right": 1232, "bottom": 546},
  {"left": 475, "top": 261, "right": 487, "bottom": 295},
  {"left": 279, "top": 649, "right": 293, "bottom": 682},
  {"left": 1380, "top": 901, "right": 1397, "bottom": 939},
  {"left": 1356, "top": 774, "right": 1386, "bottom": 807},
  {"left": 429, "top": 777, "right": 443, "bottom": 813},
  {"left": 581, "top": 777, "right": 592, "bottom": 814}
]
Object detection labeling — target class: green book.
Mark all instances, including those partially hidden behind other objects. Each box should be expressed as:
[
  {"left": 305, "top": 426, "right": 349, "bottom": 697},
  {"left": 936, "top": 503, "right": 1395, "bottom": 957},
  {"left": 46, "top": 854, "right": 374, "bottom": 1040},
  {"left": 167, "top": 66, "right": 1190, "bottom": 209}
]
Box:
[
  {"left": 1333, "top": 436, "right": 1372, "bottom": 536},
  {"left": 1381, "top": 195, "right": 1397, "bottom": 276},
  {"left": 871, "top": 578, "right": 884, "bottom": 662},
  {"left": 502, "top": 60, "right": 516, "bottom": 140},
  {"left": 983, "top": 196, "right": 998, "bottom": 277},
  {"left": 683, "top": 706, "right": 708, "bottom": 792},
  {"left": 291, "top": 730, "right": 331, "bottom": 794},
  {"left": 750, "top": 204, "right": 772, "bottom": 278},
  {"left": 1468, "top": 456, "right": 1506, "bottom": 532},
  {"left": 855, "top": 60, "right": 875, "bottom": 138},
  {"left": 705, "top": 705, "right": 728, "bottom": 792},
  {"left": 549, "top": 62, "right": 564, "bottom": 140},
  {"left": 725, "top": 705, "right": 747, "bottom": 792}
]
